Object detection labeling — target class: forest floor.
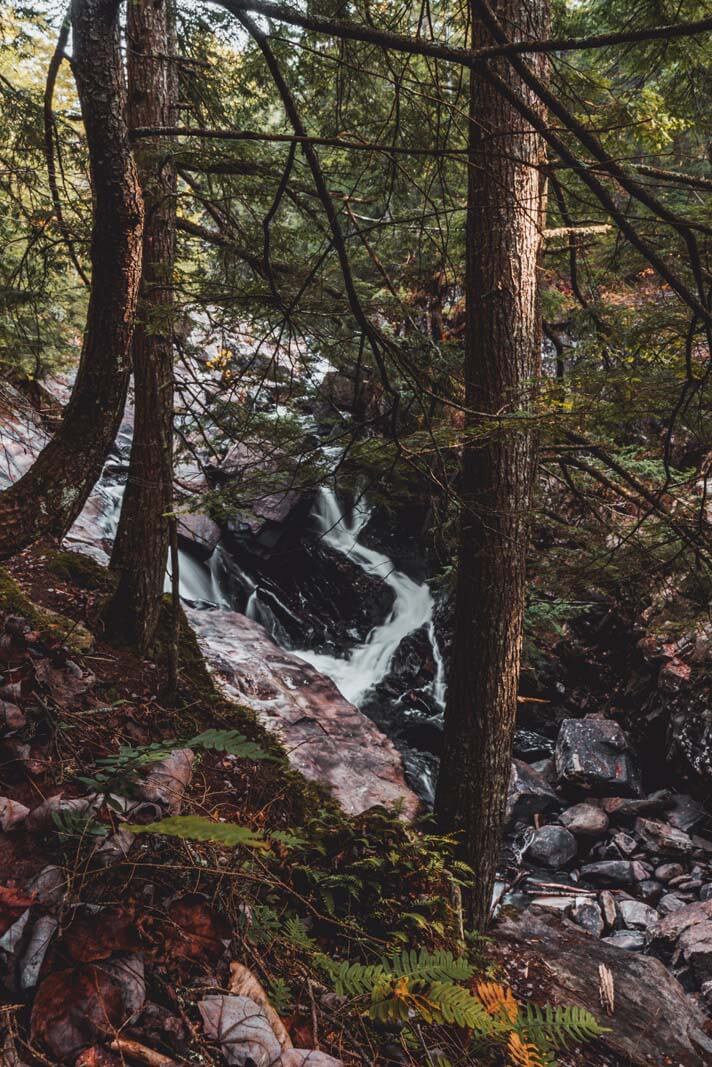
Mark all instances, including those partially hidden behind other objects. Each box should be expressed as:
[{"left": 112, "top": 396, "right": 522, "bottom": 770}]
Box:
[{"left": 0, "top": 547, "right": 652, "bottom": 1066}]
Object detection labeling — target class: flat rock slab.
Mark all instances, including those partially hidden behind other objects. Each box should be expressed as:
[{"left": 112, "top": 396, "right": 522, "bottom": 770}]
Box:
[
  {"left": 187, "top": 608, "right": 420, "bottom": 818},
  {"left": 555, "top": 716, "right": 639, "bottom": 796},
  {"left": 495, "top": 907, "right": 711, "bottom": 1067}
]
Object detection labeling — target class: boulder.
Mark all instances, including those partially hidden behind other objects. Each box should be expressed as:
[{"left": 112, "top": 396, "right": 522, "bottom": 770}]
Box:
[
  {"left": 505, "top": 759, "right": 559, "bottom": 827},
  {"left": 555, "top": 715, "right": 639, "bottom": 796},
  {"left": 651, "top": 899, "right": 712, "bottom": 953},
  {"left": 559, "top": 801, "right": 609, "bottom": 837},
  {"left": 525, "top": 825, "right": 578, "bottom": 868},
  {"left": 495, "top": 906, "right": 710, "bottom": 1066}
]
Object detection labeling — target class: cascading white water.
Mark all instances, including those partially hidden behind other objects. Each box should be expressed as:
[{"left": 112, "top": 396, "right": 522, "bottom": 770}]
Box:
[{"left": 292, "top": 488, "right": 443, "bottom": 707}]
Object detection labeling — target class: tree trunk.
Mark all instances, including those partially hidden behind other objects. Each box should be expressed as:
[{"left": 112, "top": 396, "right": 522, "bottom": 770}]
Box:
[
  {"left": 434, "top": 0, "right": 549, "bottom": 930},
  {"left": 104, "top": 0, "right": 178, "bottom": 650},
  {"left": 0, "top": 0, "right": 143, "bottom": 559}
]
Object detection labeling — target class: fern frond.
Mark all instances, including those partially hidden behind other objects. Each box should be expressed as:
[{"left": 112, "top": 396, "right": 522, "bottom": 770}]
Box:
[
  {"left": 389, "top": 948, "right": 475, "bottom": 984},
  {"left": 427, "top": 981, "right": 501, "bottom": 1033},
  {"left": 187, "top": 728, "right": 275, "bottom": 761},
  {"left": 327, "top": 959, "right": 390, "bottom": 998},
  {"left": 519, "top": 1003, "right": 607, "bottom": 1051},
  {"left": 476, "top": 981, "right": 519, "bottom": 1024},
  {"left": 507, "top": 1032, "right": 549, "bottom": 1067},
  {"left": 126, "top": 815, "right": 268, "bottom": 848}
]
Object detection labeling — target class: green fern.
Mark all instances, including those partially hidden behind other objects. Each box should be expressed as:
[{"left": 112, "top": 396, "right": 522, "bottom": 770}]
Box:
[
  {"left": 126, "top": 815, "right": 268, "bottom": 848},
  {"left": 79, "top": 730, "right": 274, "bottom": 794},
  {"left": 518, "top": 1003, "right": 607, "bottom": 1051}
]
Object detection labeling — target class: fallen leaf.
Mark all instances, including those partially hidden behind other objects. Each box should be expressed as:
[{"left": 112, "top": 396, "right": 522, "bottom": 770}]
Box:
[
  {"left": 279, "top": 1053, "right": 345, "bottom": 1067},
  {"left": 199, "top": 994, "right": 282, "bottom": 1066},
  {"left": 31, "top": 953, "right": 145, "bottom": 1061},
  {"left": 164, "top": 893, "right": 230, "bottom": 965},
  {"left": 19, "top": 914, "right": 58, "bottom": 989},
  {"left": 0, "top": 885, "right": 35, "bottom": 936},
  {"left": 229, "top": 962, "right": 292, "bottom": 1051}
]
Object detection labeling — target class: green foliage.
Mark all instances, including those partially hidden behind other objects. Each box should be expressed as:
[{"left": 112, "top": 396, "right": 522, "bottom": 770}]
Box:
[
  {"left": 127, "top": 814, "right": 268, "bottom": 849},
  {"left": 78, "top": 728, "right": 275, "bottom": 794},
  {"left": 324, "top": 952, "right": 606, "bottom": 1064}
]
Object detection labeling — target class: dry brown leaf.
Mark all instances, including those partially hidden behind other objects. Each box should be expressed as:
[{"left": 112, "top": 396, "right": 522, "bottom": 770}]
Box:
[{"left": 229, "top": 962, "right": 293, "bottom": 1051}]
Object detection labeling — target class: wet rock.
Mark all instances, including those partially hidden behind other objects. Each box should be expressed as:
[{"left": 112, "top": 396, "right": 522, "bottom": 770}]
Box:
[
  {"left": 635, "top": 817, "right": 695, "bottom": 858},
  {"left": 570, "top": 900, "right": 604, "bottom": 937},
  {"left": 496, "top": 906, "right": 709, "bottom": 1066},
  {"left": 656, "top": 862, "right": 685, "bottom": 883},
  {"left": 505, "top": 759, "right": 559, "bottom": 827},
  {"left": 176, "top": 514, "right": 221, "bottom": 559},
  {"left": 579, "top": 861, "right": 640, "bottom": 887},
  {"left": 526, "top": 826, "right": 577, "bottom": 868},
  {"left": 187, "top": 610, "right": 420, "bottom": 818},
  {"left": 555, "top": 716, "right": 639, "bottom": 796},
  {"left": 700, "top": 884, "right": 712, "bottom": 902},
  {"left": 601, "top": 930, "right": 647, "bottom": 951},
  {"left": 618, "top": 899, "right": 658, "bottom": 931},
  {"left": 559, "top": 802, "right": 609, "bottom": 837},
  {"left": 512, "top": 729, "right": 554, "bottom": 761}
]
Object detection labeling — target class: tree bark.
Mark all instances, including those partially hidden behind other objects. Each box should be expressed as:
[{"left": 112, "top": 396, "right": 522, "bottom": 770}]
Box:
[
  {"left": 434, "top": 0, "right": 549, "bottom": 930},
  {"left": 104, "top": 0, "right": 178, "bottom": 650},
  {"left": 0, "top": 0, "right": 143, "bottom": 561}
]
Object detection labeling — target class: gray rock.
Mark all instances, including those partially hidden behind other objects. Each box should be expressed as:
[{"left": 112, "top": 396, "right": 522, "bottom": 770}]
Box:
[
  {"left": 601, "top": 930, "right": 647, "bottom": 951},
  {"left": 177, "top": 513, "right": 221, "bottom": 560},
  {"left": 601, "top": 790, "right": 672, "bottom": 823},
  {"left": 651, "top": 899, "right": 712, "bottom": 957},
  {"left": 526, "top": 825, "right": 578, "bottom": 868},
  {"left": 658, "top": 893, "right": 687, "bottom": 916},
  {"left": 506, "top": 759, "right": 560, "bottom": 827},
  {"left": 612, "top": 831, "right": 638, "bottom": 856},
  {"left": 656, "top": 862, "right": 685, "bottom": 883},
  {"left": 700, "top": 884, "right": 712, "bottom": 902},
  {"left": 600, "top": 890, "right": 618, "bottom": 928},
  {"left": 700, "top": 978, "right": 712, "bottom": 1011},
  {"left": 635, "top": 817, "right": 695, "bottom": 858},
  {"left": 637, "top": 879, "right": 663, "bottom": 905},
  {"left": 496, "top": 906, "right": 709, "bottom": 1066},
  {"left": 555, "top": 716, "right": 639, "bottom": 796},
  {"left": 570, "top": 900, "right": 604, "bottom": 937},
  {"left": 529, "top": 757, "right": 556, "bottom": 782},
  {"left": 559, "top": 802, "right": 609, "bottom": 837},
  {"left": 618, "top": 899, "right": 659, "bottom": 931},
  {"left": 678, "top": 921, "right": 712, "bottom": 983},
  {"left": 667, "top": 794, "right": 706, "bottom": 834},
  {"left": 580, "top": 861, "right": 637, "bottom": 887}
]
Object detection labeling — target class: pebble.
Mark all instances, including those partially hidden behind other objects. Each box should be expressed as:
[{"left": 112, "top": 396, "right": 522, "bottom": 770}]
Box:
[
  {"left": 570, "top": 900, "right": 604, "bottom": 938},
  {"left": 658, "top": 893, "right": 687, "bottom": 916}
]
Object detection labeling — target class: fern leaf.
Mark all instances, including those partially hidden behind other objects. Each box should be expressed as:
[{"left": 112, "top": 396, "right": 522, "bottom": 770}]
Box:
[
  {"left": 187, "top": 728, "right": 275, "bottom": 761},
  {"left": 507, "top": 1032, "right": 548, "bottom": 1067},
  {"left": 476, "top": 981, "right": 519, "bottom": 1024},
  {"left": 126, "top": 815, "right": 268, "bottom": 848},
  {"left": 520, "top": 1003, "right": 607, "bottom": 1051},
  {"left": 427, "top": 981, "right": 500, "bottom": 1033}
]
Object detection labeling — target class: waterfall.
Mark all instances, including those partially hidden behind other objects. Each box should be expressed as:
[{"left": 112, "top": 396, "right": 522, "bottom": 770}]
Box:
[{"left": 292, "top": 488, "right": 444, "bottom": 707}]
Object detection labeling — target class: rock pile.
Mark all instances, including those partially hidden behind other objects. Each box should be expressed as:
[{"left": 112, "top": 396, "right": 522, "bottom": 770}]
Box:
[{"left": 505, "top": 712, "right": 712, "bottom": 1001}]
